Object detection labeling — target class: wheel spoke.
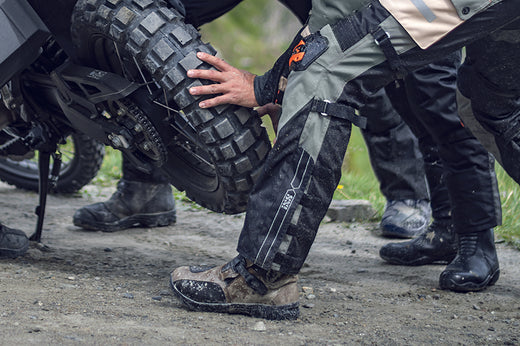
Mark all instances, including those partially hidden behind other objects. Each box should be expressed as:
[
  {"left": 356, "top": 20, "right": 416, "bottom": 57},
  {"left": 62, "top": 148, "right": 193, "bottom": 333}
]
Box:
[
  {"left": 112, "top": 41, "right": 132, "bottom": 81},
  {"left": 132, "top": 55, "right": 153, "bottom": 95}
]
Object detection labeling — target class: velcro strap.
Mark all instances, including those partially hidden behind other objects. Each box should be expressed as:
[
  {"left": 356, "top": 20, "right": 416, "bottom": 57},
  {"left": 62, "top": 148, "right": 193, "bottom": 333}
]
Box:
[
  {"left": 310, "top": 99, "right": 367, "bottom": 128},
  {"left": 371, "top": 27, "right": 403, "bottom": 72},
  {"left": 371, "top": 27, "right": 405, "bottom": 75},
  {"left": 231, "top": 256, "right": 268, "bottom": 296},
  {"left": 331, "top": 14, "right": 405, "bottom": 75},
  {"left": 331, "top": 15, "right": 364, "bottom": 52}
]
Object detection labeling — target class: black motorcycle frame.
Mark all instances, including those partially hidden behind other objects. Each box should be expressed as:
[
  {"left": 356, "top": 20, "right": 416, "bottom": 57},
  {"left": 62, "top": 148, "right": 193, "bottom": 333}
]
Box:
[{"left": 0, "top": 0, "right": 167, "bottom": 241}]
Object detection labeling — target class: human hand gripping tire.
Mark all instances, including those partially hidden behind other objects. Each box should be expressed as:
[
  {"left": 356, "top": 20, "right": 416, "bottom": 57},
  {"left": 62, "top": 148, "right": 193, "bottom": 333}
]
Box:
[
  {"left": 188, "top": 52, "right": 281, "bottom": 132},
  {"left": 187, "top": 52, "right": 259, "bottom": 109}
]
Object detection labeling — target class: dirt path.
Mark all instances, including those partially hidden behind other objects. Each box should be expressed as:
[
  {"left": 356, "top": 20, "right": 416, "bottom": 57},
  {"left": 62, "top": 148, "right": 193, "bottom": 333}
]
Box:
[{"left": 1, "top": 181, "right": 519, "bottom": 344}]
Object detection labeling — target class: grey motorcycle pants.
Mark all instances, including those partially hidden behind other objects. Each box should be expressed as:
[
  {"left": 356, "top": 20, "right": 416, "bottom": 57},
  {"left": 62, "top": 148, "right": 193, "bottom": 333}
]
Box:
[{"left": 237, "top": 0, "right": 515, "bottom": 274}]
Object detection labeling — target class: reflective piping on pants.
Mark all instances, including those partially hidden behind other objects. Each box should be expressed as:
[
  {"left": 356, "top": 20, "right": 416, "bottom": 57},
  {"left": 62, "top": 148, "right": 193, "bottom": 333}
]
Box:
[{"left": 255, "top": 151, "right": 312, "bottom": 266}]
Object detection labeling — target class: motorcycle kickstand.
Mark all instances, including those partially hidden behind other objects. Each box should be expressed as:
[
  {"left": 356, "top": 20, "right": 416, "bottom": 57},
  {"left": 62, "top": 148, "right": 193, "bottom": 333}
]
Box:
[{"left": 30, "top": 150, "right": 62, "bottom": 242}]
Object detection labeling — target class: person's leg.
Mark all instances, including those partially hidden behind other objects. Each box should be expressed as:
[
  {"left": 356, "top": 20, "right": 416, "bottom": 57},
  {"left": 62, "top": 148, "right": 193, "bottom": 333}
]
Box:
[
  {"left": 73, "top": 155, "right": 176, "bottom": 232},
  {"left": 361, "top": 89, "right": 431, "bottom": 238},
  {"left": 170, "top": 0, "right": 518, "bottom": 319},
  {"left": 73, "top": 0, "right": 252, "bottom": 232},
  {"left": 403, "top": 55, "right": 501, "bottom": 237},
  {"left": 457, "top": 20, "right": 520, "bottom": 183},
  {"left": 438, "top": 21, "right": 520, "bottom": 292},
  {"left": 380, "top": 51, "right": 501, "bottom": 273},
  {"left": 378, "top": 57, "right": 456, "bottom": 265},
  {"left": 307, "top": 4, "right": 511, "bottom": 289},
  {"left": 379, "top": 123, "right": 457, "bottom": 265},
  {"left": 310, "top": 3, "right": 513, "bottom": 291},
  {"left": 171, "top": 111, "right": 352, "bottom": 319},
  {"left": 0, "top": 222, "right": 29, "bottom": 259},
  {"left": 381, "top": 52, "right": 502, "bottom": 290},
  {"left": 171, "top": 30, "right": 356, "bottom": 317}
]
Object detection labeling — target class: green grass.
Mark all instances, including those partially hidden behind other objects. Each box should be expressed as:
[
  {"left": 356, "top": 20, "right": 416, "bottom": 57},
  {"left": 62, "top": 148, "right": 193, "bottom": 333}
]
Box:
[
  {"left": 199, "top": 0, "right": 301, "bottom": 74},
  {"left": 334, "top": 128, "right": 386, "bottom": 218},
  {"left": 93, "top": 147, "right": 122, "bottom": 186},
  {"left": 495, "top": 167, "right": 520, "bottom": 248}
]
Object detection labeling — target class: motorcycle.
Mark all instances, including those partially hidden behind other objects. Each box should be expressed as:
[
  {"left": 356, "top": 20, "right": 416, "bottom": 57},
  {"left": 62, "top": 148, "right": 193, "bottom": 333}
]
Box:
[{"left": 0, "top": 0, "right": 271, "bottom": 241}]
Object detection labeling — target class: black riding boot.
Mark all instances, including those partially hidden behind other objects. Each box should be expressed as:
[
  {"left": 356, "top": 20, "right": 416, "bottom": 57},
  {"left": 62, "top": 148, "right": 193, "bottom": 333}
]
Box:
[
  {"left": 0, "top": 223, "right": 29, "bottom": 258},
  {"left": 379, "top": 219, "right": 457, "bottom": 266},
  {"left": 73, "top": 179, "right": 176, "bottom": 232},
  {"left": 439, "top": 229, "right": 500, "bottom": 292}
]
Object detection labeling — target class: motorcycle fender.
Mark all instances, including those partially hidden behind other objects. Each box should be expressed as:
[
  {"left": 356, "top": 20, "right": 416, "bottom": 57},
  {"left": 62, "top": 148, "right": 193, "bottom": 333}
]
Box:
[
  {"left": 52, "top": 62, "right": 141, "bottom": 104},
  {"left": 0, "top": 0, "right": 50, "bottom": 87}
]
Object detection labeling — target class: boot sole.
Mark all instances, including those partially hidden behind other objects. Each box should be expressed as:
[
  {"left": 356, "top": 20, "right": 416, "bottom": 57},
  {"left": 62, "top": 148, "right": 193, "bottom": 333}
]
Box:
[
  {"left": 170, "top": 278, "right": 300, "bottom": 320},
  {"left": 439, "top": 268, "right": 500, "bottom": 292},
  {"left": 0, "top": 241, "right": 29, "bottom": 259},
  {"left": 381, "top": 224, "right": 423, "bottom": 239},
  {"left": 74, "top": 210, "right": 176, "bottom": 232},
  {"left": 380, "top": 251, "right": 457, "bottom": 266}
]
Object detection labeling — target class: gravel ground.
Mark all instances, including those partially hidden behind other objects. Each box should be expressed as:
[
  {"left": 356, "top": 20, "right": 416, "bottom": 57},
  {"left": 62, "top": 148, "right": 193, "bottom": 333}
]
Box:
[{"left": 1, "top": 181, "right": 519, "bottom": 344}]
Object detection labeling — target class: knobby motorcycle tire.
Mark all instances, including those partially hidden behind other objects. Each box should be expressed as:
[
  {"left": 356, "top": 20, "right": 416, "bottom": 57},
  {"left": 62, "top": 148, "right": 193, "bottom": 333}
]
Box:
[
  {"left": 71, "top": 0, "right": 271, "bottom": 214},
  {"left": 0, "top": 133, "right": 105, "bottom": 194}
]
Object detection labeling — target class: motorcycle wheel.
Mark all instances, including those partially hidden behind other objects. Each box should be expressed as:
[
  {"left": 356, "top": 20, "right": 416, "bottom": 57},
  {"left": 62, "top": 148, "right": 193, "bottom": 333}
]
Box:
[
  {"left": 0, "top": 133, "right": 105, "bottom": 194},
  {"left": 71, "top": 0, "right": 271, "bottom": 214}
]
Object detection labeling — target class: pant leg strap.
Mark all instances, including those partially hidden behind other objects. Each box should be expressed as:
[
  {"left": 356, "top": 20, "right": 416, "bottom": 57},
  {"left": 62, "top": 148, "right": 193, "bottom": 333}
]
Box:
[
  {"left": 310, "top": 99, "right": 367, "bottom": 128},
  {"left": 371, "top": 27, "right": 406, "bottom": 75}
]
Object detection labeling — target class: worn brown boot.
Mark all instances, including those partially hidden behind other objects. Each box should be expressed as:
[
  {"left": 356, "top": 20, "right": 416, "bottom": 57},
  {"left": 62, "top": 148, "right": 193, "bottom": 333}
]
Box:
[
  {"left": 170, "top": 256, "right": 300, "bottom": 320},
  {"left": 73, "top": 179, "right": 176, "bottom": 232}
]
